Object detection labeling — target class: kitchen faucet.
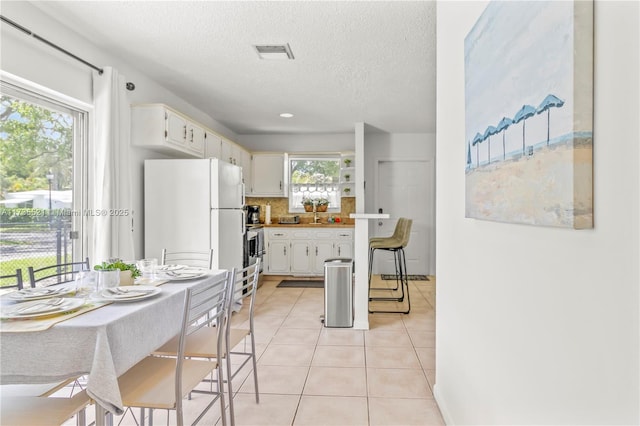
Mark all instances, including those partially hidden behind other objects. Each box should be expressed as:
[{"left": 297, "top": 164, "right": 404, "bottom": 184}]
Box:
[{"left": 313, "top": 200, "right": 320, "bottom": 224}]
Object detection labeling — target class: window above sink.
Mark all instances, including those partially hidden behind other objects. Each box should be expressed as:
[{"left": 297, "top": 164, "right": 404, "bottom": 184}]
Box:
[{"left": 288, "top": 154, "right": 341, "bottom": 213}]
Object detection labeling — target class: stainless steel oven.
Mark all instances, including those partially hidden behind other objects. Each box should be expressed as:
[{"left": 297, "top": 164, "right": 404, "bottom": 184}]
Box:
[{"left": 244, "top": 226, "right": 264, "bottom": 271}]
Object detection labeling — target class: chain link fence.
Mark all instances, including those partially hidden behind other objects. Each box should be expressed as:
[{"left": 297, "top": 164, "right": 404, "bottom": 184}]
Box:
[{"left": 0, "top": 210, "right": 73, "bottom": 288}]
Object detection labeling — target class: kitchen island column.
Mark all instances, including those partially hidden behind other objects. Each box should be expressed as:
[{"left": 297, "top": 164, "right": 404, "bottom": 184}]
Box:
[{"left": 350, "top": 213, "right": 389, "bottom": 329}]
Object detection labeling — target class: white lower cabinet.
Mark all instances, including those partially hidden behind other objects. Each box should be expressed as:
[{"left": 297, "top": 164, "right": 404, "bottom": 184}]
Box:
[
  {"left": 312, "top": 240, "right": 335, "bottom": 274},
  {"left": 265, "top": 230, "right": 289, "bottom": 273},
  {"left": 335, "top": 230, "right": 354, "bottom": 259},
  {"left": 290, "top": 240, "right": 313, "bottom": 274},
  {"left": 265, "top": 227, "right": 354, "bottom": 276}
]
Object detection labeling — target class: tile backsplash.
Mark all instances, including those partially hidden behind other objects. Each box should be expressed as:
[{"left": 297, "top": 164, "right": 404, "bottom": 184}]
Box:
[{"left": 245, "top": 197, "right": 355, "bottom": 224}]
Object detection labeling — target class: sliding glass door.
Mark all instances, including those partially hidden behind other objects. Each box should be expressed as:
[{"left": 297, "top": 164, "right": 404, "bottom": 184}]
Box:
[{"left": 0, "top": 81, "right": 88, "bottom": 286}]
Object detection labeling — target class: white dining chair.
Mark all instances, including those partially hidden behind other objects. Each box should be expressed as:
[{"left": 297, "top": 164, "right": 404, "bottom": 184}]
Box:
[
  {"left": 116, "top": 270, "right": 232, "bottom": 426},
  {"left": 28, "top": 258, "right": 91, "bottom": 287},
  {"left": 153, "top": 259, "right": 261, "bottom": 426},
  {"left": 0, "top": 389, "right": 92, "bottom": 426}
]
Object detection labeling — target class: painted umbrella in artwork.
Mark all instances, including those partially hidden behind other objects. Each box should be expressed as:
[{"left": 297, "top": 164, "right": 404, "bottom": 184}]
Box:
[
  {"left": 536, "top": 94, "right": 565, "bottom": 146},
  {"left": 513, "top": 104, "right": 537, "bottom": 156},
  {"left": 495, "top": 116, "right": 514, "bottom": 160},
  {"left": 472, "top": 132, "right": 484, "bottom": 167},
  {"left": 483, "top": 125, "right": 498, "bottom": 164}
]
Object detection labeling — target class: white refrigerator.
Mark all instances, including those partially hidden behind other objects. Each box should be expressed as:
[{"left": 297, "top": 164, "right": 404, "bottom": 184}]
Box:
[{"left": 144, "top": 158, "right": 245, "bottom": 271}]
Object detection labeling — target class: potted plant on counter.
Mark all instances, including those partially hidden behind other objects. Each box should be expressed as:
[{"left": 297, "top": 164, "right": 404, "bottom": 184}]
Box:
[
  {"left": 316, "top": 198, "right": 330, "bottom": 212},
  {"left": 302, "top": 197, "right": 314, "bottom": 212},
  {"left": 94, "top": 259, "right": 141, "bottom": 286}
]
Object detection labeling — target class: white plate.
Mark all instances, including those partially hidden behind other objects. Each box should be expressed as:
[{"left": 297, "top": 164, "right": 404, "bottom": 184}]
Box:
[
  {"left": 157, "top": 268, "right": 209, "bottom": 281},
  {"left": 1, "top": 298, "right": 85, "bottom": 319},
  {"left": 97, "top": 286, "right": 161, "bottom": 302},
  {"left": 7, "top": 286, "right": 75, "bottom": 301},
  {"left": 156, "top": 264, "right": 185, "bottom": 272}
]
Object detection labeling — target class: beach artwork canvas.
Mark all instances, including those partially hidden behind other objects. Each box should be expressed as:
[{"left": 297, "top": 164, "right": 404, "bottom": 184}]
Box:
[{"left": 464, "top": 1, "right": 593, "bottom": 229}]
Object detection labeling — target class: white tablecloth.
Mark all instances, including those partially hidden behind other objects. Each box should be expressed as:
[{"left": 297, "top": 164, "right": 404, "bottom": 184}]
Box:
[{"left": 0, "top": 270, "right": 227, "bottom": 415}]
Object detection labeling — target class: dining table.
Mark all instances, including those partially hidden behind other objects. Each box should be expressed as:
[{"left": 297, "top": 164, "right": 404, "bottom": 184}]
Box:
[{"left": 0, "top": 269, "right": 228, "bottom": 426}]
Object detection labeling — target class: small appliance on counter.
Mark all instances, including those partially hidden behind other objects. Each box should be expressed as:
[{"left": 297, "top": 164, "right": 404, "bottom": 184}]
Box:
[
  {"left": 278, "top": 215, "right": 300, "bottom": 224},
  {"left": 247, "top": 205, "right": 260, "bottom": 224}
]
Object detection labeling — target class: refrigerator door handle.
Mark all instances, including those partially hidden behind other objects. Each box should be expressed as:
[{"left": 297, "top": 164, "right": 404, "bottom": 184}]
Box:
[
  {"left": 240, "top": 183, "right": 245, "bottom": 207},
  {"left": 241, "top": 211, "right": 247, "bottom": 236}
]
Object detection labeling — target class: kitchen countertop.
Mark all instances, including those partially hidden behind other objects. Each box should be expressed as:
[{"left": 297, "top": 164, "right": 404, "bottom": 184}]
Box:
[{"left": 262, "top": 222, "right": 354, "bottom": 228}]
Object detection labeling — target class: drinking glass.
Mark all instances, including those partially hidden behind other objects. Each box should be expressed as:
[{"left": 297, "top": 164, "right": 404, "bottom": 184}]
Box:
[
  {"left": 75, "top": 270, "right": 97, "bottom": 297},
  {"left": 96, "top": 269, "right": 120, "bottom": 291},
  {"left": 137, "top": 258, "right": 158, "bottom": 281}
]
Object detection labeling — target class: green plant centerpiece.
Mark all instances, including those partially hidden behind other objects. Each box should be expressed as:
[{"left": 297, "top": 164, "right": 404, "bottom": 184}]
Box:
[{"left": 95, "top": 259, "right": 141, "bottom": 285}]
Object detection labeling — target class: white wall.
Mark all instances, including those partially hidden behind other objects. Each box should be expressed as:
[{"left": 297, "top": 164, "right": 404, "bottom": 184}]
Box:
[
  {"left": 435, "top": 1, "right": 639, "bottom": 424},
  {"left": 237, "top": 133, "right": 354, "bottom": 153},
  {"left": 364, "top": 132, "right": 436, "bottom": 275},
  {"left": 1, "top": 1, "right": 238, "bottom": 258}
]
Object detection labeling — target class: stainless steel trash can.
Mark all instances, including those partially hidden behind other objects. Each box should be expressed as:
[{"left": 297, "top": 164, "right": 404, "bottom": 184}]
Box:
[{"left": 324, "top": 258, "right": 354, "bottom": 328}]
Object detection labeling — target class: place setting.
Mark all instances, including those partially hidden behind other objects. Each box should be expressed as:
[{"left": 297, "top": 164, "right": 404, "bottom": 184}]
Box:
[
  {"left": 92, "top": 286, "right": 162, "bottom": 303},
  {"left": 5, "top": 285, "right": 76, "bottom": 302},
  {"left": 1, "top": 297, "right": 86, "bottom": 320},
  {"left": 147, "top": 260, "right": 210, "bottom": 281},
  {"left": 156, "top": 265, "right": 209, "bottom": 281}
]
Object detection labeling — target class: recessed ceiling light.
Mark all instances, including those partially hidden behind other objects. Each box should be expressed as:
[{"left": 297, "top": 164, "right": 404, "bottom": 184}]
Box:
[
  {"left": 253, "top": 44, "right": 295, "bottom": 60},
  {"left": 279, "top": 113, "right": 294, "bottom": 118}
]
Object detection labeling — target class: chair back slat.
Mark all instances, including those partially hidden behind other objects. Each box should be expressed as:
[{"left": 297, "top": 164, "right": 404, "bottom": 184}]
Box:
[
  {"left": 0, "top": 268, "right": 26, "bottom": 291},
  {"left": 185, "top": 273, "right": 231, "bottom": 329},
  {"left": 28, "top": 258, "right": 90, "bottom": 287},
  {"left": 232, "top": 259, "right": 261, "bottom": 302},
  {"left": 161, "top": 249, "right": 214, "bottom": 269}
]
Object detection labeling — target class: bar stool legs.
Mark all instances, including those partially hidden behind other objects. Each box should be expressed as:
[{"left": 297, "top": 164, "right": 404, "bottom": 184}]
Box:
[
  {"left": 368, "top": 246, "right": 411, "bottom": 314},
  {"left": 368, "top": 247, "right": 400, "bottom": 291}
]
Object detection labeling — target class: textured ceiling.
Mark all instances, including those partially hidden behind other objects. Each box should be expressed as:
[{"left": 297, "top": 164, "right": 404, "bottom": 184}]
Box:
[{"left": 32, "top": 1, "right": 436, "bottom": 135}]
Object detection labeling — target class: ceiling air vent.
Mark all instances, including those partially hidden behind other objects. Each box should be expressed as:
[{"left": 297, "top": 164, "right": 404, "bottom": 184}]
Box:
[{"left": 253, "top": 43, "right": 295, "bottom": 60}]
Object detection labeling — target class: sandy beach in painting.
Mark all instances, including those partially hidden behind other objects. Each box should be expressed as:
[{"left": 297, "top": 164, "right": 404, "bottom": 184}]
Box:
[{"left": 465, "top": 137, "right": 593, "bottom": 228}]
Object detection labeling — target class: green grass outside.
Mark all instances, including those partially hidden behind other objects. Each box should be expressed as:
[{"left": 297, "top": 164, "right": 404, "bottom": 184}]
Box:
[
  {"left": 0, "top": 255, "right": 57, "bottom": 287},
  {"left": 0, "top": 240, "right": 31, "bottom": 246}
]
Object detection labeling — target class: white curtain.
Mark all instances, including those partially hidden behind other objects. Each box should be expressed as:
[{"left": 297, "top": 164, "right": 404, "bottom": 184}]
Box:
[{"left": 90, "top": 67, "right": 135, "bottom": 264}]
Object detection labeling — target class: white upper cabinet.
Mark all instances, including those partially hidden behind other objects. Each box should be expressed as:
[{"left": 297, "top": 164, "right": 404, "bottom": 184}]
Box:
[
  {"left": 204, "top": 130, "right": 222, "bottom": 159},
  {"left": 221, "top": 138, "right": 242, "bottom": 165},
  {"left": 251, "top": 153, "right": 286, "bottom": 196},
  {"left": 131, "top": 104, "right": 205, "bottom": 158},
  {"left": 165, "top": 110, "right": 187, "bottom": 147},
  {"left": 241, "top": 149, "right": 252, "bottom": 189},
  {"left": 187, "top": 123, "right": 205, "bottom": 154}
]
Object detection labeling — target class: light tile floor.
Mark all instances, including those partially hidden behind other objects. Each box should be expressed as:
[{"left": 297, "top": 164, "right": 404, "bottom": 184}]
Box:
[{"left": 67, "top": 275, "right": 443, "bottom": 425}]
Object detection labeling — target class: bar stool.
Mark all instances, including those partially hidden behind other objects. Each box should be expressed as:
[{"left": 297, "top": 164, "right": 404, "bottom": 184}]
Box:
[
  {"left": 368, "top": 218, "right": 407, "bottom": 290},
  {"left": 368, "top": 218, "right": 412, "bottom": 314}
]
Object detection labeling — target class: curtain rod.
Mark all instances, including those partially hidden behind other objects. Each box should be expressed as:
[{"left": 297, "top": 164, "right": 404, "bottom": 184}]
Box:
[{"left": 1, "top": 15, "right": 135, "bottom": 91}]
